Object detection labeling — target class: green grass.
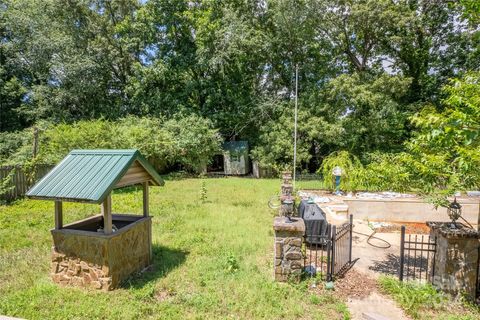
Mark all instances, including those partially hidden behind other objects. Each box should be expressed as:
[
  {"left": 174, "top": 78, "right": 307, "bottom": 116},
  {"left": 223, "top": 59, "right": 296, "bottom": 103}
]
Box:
[
  {"left": 0, "top": 178, "right": 348, "bottom": 319},
  {"left": 378, "top": 276, "right": 480, "bottom": 320}
]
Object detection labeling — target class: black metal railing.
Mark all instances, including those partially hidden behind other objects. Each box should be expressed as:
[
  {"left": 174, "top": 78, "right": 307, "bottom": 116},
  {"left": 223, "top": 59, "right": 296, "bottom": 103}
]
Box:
[
  {"left": 331, "top": 215, "right": 354, "bottom": 277},
  {"left": 303, "top": 226, "right": 333, "bottom": 280},
  {"left": 303, "top": 215, "right": 353, "bottom": 281},
  {"left": 399, "top": 225, "right": 436, "bottom": 282}
]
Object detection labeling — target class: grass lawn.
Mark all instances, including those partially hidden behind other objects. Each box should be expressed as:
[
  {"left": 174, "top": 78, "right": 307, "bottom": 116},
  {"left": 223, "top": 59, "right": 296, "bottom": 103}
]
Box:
[
  {"left": 379, "top": 276, "right": 480, "bottom": 320},
  {"left": 0, "top": 178, "right": 347, "bottom": 320}
]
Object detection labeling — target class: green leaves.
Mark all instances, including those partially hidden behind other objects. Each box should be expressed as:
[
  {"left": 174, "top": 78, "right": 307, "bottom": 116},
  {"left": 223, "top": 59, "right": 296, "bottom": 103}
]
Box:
[{"left": 406, "top": 72, "right": 480, "bottom": 197}]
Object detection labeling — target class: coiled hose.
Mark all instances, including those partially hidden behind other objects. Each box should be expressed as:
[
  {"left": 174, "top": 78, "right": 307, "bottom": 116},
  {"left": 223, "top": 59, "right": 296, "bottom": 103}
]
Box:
[
  {"left": 268, "top": 195, "right": 281, "bottom": 209},
  {"left": 352, "top": 226, "right": 391, "bottom": 249}
]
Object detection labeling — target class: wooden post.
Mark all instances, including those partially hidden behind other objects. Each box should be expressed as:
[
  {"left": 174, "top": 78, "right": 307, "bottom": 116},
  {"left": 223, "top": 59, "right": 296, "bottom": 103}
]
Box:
[
  {"left": 54, "top": 201, "right": 63, "bottom": 229},
  {"left": 32, "top": 126, "right": 39, "bottom": 159},
  {"left": 143, "top": 181, "right": 152, "bottom": 263},
  {"left": 142, "top": 182, "right": 149, "bottom": 217},
  {"left": 102, "top": 194, "right": 112, "bottom": 234}
]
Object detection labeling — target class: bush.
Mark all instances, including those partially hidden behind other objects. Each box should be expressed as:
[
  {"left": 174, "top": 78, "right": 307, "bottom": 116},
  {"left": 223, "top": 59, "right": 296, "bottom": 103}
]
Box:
[
  {"left": 358, "top": 152, "right": 414, "bottom": 193},
  {"left": 318, "top": 151, "right": 416, "bottom": 193},
  {"left": 319, "top": 151, "right": 363, "bottom": 191},
  {"left": 164, "top": 115, "right": 223, "bottom": 173},
  {"left": 0, "top": 129, "right": 34, "bottom": 165},
  {"left": 2, "top": 115, "right": 222, "bottom": 174}
]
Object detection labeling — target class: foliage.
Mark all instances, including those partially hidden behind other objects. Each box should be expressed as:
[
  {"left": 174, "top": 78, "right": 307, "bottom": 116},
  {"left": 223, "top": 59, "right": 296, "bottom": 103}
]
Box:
[
  {"left": 22, "top": 115, "right": 222, "bottom": 173},
  {"left": 251, "top": 101, "right": 342, "bottom": 172},
  {"left": 0, "top": 129, "right": 33, "bottom": 165},
  {"left": 0, "top": 167, "right": 15, "bottom": 203},
  {"left": 379, "top": 276, "right": 480, "bottom": 320},
  {"left": 405, "top": 72, "right": 480, "bottom": 200},
  {"left": 0, "top": 178, "right": 350, "bottom": 319},
  {"left": 319, "top": 151, "right": 362, "bottom": 191},
  {"left": 163, "top": 115, "right": 223, "bottom": 172},
  {"left": 224, "top": 253, "right": 239, "bottom": 274},
  {"left": 1, "top": 0, "right": 478, "bottom": 173},
  {"left": 357, "top": 152, "right": 414, "bottom": 193},
  {"left": 323, "top": 73, "right": 412, "bottom": 155}
]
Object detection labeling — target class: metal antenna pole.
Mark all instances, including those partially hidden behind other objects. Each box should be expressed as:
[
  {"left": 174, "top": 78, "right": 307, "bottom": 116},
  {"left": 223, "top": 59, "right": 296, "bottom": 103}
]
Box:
[{"left": 293, "top": 64, "right": 298, "bottom": 190}]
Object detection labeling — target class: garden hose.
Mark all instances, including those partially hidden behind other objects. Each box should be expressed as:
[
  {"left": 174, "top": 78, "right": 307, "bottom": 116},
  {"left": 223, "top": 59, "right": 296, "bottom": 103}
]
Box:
[
  {"left": 268, "top": 195, "right": 281, "bottom": 209},
  {"left": 352, "top": 226, "right": 392, "bottom": 249}
]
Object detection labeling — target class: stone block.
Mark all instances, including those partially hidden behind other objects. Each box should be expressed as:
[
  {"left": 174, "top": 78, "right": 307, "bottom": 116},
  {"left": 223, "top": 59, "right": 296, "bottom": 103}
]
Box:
[
  {"left": 285, "top": 252, "right": 302, "bottom": 260},
  {"left": 289, "top": 239, "right": 302, "bottom": 247}
]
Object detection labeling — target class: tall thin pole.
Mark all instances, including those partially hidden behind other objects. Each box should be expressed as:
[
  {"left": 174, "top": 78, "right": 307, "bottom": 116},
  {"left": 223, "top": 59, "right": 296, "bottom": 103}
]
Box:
[{"left": 293, "top": 64, "right": 299, "bottom": 190}]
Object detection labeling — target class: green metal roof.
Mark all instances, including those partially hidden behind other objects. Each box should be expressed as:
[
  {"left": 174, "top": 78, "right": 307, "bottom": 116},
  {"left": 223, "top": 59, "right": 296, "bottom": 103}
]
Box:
[{"left": 26, "top": 149, "right": 164, "bottom": 203}]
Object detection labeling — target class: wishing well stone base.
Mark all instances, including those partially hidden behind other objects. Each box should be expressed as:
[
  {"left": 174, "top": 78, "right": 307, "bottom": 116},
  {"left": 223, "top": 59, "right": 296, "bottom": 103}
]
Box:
[{"left": 51, "top": 214, "right": 151, "bottom": 291}]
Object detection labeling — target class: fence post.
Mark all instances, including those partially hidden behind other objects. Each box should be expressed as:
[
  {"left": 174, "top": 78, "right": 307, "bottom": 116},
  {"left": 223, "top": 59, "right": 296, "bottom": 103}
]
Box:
[
  {"left": 399, "top": 225, "right": 405, "bottom": 281},
  {"left": 329, "top": 225, "right": 337, "bottom": 281},
  {"left": 349, "top": 214, "right": 353, "bottom": 263}
]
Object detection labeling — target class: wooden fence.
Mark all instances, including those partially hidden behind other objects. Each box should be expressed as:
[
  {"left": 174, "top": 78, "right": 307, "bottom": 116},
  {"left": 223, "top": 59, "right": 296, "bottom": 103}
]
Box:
[{"left": 0, "top": 164, "right": 54, "bottom": 202}]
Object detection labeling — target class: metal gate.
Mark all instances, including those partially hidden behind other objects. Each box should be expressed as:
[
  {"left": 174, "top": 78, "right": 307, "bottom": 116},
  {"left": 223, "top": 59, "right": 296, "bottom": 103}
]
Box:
[
  {"left": 399, "top": 226, "right": 436, "bottom": 282},
  {"left": 303, "top": 215, "right": 353, "bottom": 281}
]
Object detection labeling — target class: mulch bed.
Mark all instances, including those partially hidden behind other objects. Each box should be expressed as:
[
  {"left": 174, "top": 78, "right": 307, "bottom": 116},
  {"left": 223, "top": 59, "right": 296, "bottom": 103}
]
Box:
[{"left": 310, "top": 268, "right": 379, "bottom": 300}]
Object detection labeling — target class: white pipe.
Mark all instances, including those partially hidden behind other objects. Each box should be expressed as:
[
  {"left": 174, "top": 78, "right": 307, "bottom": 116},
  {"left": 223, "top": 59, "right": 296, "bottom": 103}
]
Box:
[{"left": 293, "top": 64, "right": 298, "bottom": 190}]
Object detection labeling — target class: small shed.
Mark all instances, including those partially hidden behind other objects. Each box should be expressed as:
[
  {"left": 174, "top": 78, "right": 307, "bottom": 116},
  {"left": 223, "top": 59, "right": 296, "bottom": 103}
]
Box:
[
  {"left": 26, "top": 149, "right": 164, "bottom": 290},
  {"left": 208, "top": 141, "right": 250, "bottom": 175}
]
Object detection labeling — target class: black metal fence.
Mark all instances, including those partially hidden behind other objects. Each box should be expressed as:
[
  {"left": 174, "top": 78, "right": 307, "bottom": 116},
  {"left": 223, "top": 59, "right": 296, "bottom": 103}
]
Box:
[
  {"left": 303, "top": 215, "right": 353, "bottom": 281},
  {"left": 399, "top": 225, "right": 436, "bottom": 282}
]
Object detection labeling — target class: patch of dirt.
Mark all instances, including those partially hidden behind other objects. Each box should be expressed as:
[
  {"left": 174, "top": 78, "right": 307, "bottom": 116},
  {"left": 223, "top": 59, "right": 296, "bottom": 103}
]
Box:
[
  {"left": 333, "top": 269, "right": 379, "bottom": 300},
  {"left": 155, "top": 288, "right": 175, "bottom": 302},
  {"left": 375, "top": 222, "right": 431, "bottom": 234},
  {"left": 311, "top": 268, "right": 379, "bottom": 300}
]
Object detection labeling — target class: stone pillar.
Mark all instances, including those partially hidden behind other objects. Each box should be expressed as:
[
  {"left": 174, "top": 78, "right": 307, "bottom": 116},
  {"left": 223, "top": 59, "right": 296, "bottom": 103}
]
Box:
[
  {"left": 279, "top": 171, "right": 295, "bottom": 217},
  {"left": 281, "top": 184, "right": 293, "bottom": 197},
  {"left": 273, "top": 217, "right": 305, "bottom": 282},
  {"left": 427, "top": 222, "right": 480, "bottom": 300}
]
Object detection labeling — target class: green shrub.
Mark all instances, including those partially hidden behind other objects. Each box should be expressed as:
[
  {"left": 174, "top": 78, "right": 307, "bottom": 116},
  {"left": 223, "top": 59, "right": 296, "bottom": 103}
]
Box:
[
  {"left": 163, "top": 115, "right": 223, "bottom": 173},
  {"left": 2, "top": 115, "right": 222, "bottom": 174},
  {"left": 358, "top": 152, "right": 414, "bottom": 193},
  {"left": 0, "top": 129, "right": 34, "bottom": 165},
  {"left": 319, "top": 151, "right": 363, "bottom": 191}
]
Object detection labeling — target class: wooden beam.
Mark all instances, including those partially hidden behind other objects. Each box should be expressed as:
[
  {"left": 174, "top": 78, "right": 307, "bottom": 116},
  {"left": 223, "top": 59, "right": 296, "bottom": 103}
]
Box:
[
  {"left": 102, "top": 194, "right": 112, "bottom": 234},
  {"left": 54, "top": 200, "right": 63, "bottom": 229},
  {"left": 142, "top": 182, "right": 149, "bottom": 217}
]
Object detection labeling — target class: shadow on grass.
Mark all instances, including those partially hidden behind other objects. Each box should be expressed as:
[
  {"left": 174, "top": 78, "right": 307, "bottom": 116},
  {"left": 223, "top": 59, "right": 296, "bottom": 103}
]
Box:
[{"left": 122, "top": 244, "right": 189, "bottom": 289}]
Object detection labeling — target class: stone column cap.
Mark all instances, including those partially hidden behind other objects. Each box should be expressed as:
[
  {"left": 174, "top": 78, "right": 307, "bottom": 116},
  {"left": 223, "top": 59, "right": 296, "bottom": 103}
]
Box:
[
  {"left": 273, "top": 217, "right": 305, "bottom": 233},
  {"left": 427, "top": 221, "right": 480, "bottom": 239}
]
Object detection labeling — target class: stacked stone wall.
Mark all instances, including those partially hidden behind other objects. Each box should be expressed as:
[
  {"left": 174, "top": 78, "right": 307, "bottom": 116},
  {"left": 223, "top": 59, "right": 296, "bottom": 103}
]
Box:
[
  {"left": 273, "top": 217, "right": 305, "bottom": 282},
  {"left": 51, "top": 217, "right": 151, "bottom": 290}
]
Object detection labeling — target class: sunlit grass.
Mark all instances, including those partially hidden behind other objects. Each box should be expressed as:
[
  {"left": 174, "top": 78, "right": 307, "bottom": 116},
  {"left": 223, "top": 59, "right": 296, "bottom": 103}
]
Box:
[{"left": 379, "top": 276, "right": 480, "bottom": 320}]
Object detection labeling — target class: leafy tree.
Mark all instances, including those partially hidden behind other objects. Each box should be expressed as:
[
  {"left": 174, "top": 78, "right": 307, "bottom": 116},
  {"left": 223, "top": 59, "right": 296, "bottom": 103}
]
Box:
[{"left": 406, "top": 72, "right": 480, "bottom": 199}]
